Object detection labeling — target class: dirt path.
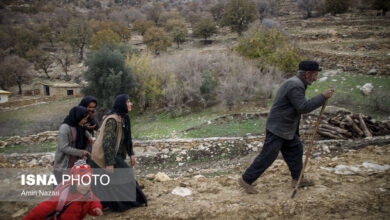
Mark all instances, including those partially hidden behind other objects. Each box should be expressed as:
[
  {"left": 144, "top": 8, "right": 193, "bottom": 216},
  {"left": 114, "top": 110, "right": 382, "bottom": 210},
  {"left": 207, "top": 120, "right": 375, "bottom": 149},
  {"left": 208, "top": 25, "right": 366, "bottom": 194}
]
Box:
[{"left": 83, "top": 145, "right": 390, "bottom": 220}]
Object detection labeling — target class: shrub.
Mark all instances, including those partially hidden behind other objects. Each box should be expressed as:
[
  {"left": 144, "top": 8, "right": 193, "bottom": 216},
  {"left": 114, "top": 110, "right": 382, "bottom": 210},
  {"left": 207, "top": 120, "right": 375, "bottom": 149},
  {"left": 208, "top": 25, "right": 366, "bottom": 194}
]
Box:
[
  {"left": 82, "top": 44, "right": 136, "bottom": 108},
  {"left": 126, "top": 54, "right": 162, "bottom": 111},
  {"left": 200, "top": 71, "right": 217, "bottom": 102},
  {"left": 149, "top": 51, "right": 284, "bottom": 112},
  {"left": 236, "top": 26, "right": 303, "bottom": 75},
  {"left": 324, "top": 0, "right": 351, "bottom": 15}
]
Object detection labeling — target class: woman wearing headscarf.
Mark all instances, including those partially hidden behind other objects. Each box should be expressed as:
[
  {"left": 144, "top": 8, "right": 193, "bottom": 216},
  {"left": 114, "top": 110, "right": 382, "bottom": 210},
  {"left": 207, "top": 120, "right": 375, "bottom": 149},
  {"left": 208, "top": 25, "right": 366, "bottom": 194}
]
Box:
[
  {"left": 53, "top": 106, "right": 91, "bottom": 185},
  {"left": 78, "top": 96, "right": 100, "bottom": 135},
  {"left": 90, "top": 94, "right": 147, "bottom": 212}
]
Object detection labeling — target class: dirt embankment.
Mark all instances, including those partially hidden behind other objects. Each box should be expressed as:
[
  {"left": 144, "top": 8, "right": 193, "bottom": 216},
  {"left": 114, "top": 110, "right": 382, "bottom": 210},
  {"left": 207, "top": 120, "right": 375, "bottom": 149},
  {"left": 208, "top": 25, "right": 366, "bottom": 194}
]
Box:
[
  {"left": 82, "top": 145, "right": 390, "bottom": 220},
  {"left": 1, "top": 145, "right": 389, "bottom": 219}
]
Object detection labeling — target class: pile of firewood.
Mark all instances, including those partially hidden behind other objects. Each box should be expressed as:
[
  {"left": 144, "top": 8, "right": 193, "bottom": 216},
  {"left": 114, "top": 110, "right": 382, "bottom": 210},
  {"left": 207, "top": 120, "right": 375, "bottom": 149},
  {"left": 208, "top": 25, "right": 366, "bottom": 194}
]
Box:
[{"left": 317, "top": 112, "right": 390, "bottom": 139}]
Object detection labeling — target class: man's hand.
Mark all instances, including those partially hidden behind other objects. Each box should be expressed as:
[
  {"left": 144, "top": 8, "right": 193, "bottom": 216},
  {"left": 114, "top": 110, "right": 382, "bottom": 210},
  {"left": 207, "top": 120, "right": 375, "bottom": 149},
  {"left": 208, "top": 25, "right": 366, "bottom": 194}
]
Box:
[
  {"left": 93, "top": 207, "right": 103, "bottom": 216},
  {"left": 105, "top": 165, "right": 114, "bottom": 173},
  {"left": 322, "top": 88, "right": 334, "bottom": 99},
  {"left": 88, "top": 137, "right": 94, "bottom": 145},
  {"left": 130, "top": 155, "right": 136, "bottom": 167}
]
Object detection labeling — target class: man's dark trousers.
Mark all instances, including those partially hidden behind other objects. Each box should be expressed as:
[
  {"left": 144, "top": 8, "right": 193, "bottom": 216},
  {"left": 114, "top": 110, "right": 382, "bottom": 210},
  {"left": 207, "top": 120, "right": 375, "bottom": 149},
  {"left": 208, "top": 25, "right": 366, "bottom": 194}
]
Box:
[{"left": 242, "top": 130, "right": 303, "bottom": 185}]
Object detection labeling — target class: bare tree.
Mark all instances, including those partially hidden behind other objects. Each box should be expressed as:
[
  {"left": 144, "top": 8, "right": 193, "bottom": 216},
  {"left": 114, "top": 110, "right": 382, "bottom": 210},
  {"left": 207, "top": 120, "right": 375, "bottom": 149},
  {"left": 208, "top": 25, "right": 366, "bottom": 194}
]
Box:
[
  {"left": 297, "top": 0, "right": 324, "bottom": 18},
  {"left": 56, "top": 46, "right": 74, "bottom": 78},
  {"left": 255, "top": 0, "right": 279, "bottom": 21},
  {"left": 26, "top": 49, "right": 53, "bottom": 78},
  {"left": 0, "top": 55, "right": 32, "bottom": 94}
]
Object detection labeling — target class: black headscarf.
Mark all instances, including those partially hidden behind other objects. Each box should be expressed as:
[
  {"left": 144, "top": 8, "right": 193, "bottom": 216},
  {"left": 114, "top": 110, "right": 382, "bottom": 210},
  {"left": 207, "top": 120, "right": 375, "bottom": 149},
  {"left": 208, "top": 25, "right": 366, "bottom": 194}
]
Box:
[
  {"left": 78, "top": 96, "right": 99, "bottom": 131},
  {"left": 63, "top": 106, "right": 88, "bottom": 149},
  {"left": 79, "top": 96, "right": 97, "bottom": 108},
  {"left": 107, "top": 94, "right": 133, "bottom": 156}
]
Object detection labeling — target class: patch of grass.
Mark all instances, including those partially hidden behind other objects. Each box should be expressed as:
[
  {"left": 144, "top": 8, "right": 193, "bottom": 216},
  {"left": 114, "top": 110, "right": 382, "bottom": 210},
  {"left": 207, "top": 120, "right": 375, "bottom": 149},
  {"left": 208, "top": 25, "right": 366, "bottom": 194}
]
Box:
[
  {"left": 130, "top": 110, "right": 222, "bottom": 139},
  {"left": 305, "top": 72, "right": 390, "bottom": 119},
  {"left": 0, "top": 97, "right": 80, "bottom": 137},
  {"left": 0, "top": 141, "right": 57, "bottom": 154},
  {"left": 183, "top": 119, "right": 266, "bottom": 138}
]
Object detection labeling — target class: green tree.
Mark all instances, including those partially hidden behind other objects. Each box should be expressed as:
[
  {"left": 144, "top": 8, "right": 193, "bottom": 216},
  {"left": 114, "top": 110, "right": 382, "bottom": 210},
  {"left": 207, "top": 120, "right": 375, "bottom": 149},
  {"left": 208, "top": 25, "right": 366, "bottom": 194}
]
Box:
[
  {"left": 64, "top": 19, "right": 93, "bottom": 62},
  {"left": 172, "top": 27, "right": 187, "bottom": 48},
  {"left": 236, "top": 26, "right": 303, "bottom": 74},
  {"left": 193, "top": 18, "right": 218, "bottom": 42},
  {"left": 90, "top": 29, "right": 121, "bottom": 50},
  {"left": 164, "top": 19, "right": 188, "bottom": 48},
  {"left": 325, "top": 0, "right": 351, "bottom": 15},
  {"left": 91, "top": 20, "right": 130, "bottom": 42},
  {"left": 0, "top": 55, "right": 32, "bottom": 94},
  {"left": 26, "top": 49, "right": 53, "bottom": 78},
  {"left": 143, "top": 27, "right": 172, "bottom": 55},
  {"left": 164, "top": 19, "right": 187, "bottom": 33},
  {"left": 82, "top": 44, "right": 136, "bottom": 108},
  {"left": 222, "top": 0, "right": 257, "bottom": 35},
  {"left": 132, "top": 19, "right": 155, "bottom": 36}
]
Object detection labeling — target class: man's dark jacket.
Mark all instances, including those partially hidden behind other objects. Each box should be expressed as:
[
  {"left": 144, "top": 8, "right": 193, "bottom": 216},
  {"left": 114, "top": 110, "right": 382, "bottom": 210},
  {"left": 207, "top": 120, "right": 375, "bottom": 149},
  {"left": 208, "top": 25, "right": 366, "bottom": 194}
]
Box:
[{"left": 266, "top": 75, "right": 325, "bottom": 140}]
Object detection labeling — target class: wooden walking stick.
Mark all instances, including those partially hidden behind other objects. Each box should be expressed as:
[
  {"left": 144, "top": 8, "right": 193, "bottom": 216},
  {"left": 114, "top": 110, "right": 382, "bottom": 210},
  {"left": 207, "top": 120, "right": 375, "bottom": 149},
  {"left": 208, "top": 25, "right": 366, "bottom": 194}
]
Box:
[{"left": 291, "top": 86, "right": 332, "bottom": 198}]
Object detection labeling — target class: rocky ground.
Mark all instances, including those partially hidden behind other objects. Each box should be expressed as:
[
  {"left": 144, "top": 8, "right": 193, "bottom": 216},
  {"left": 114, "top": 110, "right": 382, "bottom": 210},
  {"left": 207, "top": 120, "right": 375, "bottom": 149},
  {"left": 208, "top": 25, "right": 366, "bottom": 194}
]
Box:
[{"left": 1, "top": 143, "right": 389, "bottom": 219}]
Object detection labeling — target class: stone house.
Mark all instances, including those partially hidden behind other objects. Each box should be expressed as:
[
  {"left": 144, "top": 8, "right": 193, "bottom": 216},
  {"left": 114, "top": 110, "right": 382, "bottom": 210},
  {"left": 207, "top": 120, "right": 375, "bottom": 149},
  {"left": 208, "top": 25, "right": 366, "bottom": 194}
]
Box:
[{"left": 40, "top": 81, "right": 82, "bottom": 97}]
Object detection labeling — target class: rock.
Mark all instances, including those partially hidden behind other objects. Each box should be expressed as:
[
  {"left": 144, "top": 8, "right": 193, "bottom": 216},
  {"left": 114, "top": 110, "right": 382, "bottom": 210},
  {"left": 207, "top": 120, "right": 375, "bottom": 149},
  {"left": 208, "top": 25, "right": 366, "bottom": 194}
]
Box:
[
  {"left": 11, "top": 207, "right": 29, "bottom": 218},
  {"left": 360, "top": 83, "right": 374, "bottom": 96},
  {"left": 319, "top": 77, "right": 328, "bottom": 82},
  {"left": 146, "top": 174, "right": 155, "bottom": 180},
  {"left": 41, "top": 154, "right": 53, "bottom": 163},
  {"left": 171, "top": 187, "right": 192, "bottom": 197},
  {"left": 38, "top": 136, "right": 47, "bottom": 142},
  {"left": 322, "top": 145, "right": 330, "bottom": 153},
  {"left": 193, "top": 175, "right": 206, "bottom": 179},
  {"left": 368, "top": 69, "right": 377, "bottom": 75},
  {"left": 28, "top": 159, "right": 38, "bottom": 166},
  {"left": 155, "top": 172, "right": 171, "bottom": 182},
  {"left": 146, "top": 146, "right": 159, "bottom": 152}
]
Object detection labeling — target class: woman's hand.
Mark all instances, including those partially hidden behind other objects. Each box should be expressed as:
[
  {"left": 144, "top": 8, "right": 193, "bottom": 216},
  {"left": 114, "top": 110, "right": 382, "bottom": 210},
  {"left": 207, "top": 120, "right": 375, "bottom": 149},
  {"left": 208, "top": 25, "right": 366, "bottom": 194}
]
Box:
[
  {"left": 88, "top": 137, "right": 94, "bottom": 145},
  {"left": 105, "top": 165, "right": 114, "bottom": 173},
  {"left": 82, "top": 151, "right": 90, "bottom": 157},
  {"left": 130, "top": 155, "right": 136, "bottom": 167}
]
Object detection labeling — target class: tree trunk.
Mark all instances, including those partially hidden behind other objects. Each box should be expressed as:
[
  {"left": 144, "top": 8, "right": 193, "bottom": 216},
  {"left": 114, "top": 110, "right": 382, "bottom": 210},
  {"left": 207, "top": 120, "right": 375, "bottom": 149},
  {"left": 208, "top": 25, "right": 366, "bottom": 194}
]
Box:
[
  {"left": 79, "top": 45, "right": 84, "bottom": 62},
  {"left": 18, "top": 82, "right": 22, "bottom": 95}
]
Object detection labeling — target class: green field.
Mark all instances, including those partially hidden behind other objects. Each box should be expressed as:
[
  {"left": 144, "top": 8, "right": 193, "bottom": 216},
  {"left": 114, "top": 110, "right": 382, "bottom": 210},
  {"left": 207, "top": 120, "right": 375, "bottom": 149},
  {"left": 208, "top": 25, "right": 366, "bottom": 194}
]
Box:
[{"left": 305, "top": 71, "right": 390, "bottom": 119}]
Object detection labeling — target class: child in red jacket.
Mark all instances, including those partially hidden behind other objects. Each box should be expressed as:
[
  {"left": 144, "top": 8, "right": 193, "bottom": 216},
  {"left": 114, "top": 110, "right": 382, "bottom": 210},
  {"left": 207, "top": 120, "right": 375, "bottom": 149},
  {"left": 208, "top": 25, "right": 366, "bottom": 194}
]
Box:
[{"left": 24, "top": 160, "right": 103, "bottom": 220}]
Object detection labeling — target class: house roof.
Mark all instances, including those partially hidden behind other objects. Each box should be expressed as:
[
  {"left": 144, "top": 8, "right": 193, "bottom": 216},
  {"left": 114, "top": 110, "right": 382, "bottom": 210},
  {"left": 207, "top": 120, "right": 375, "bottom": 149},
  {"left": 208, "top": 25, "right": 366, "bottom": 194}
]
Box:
[
  {"left": 40, "top": 81, "right": 82, "bottom": 88},
  {"left": 0, "top": 89, "right": 11, "bottom": 94}
]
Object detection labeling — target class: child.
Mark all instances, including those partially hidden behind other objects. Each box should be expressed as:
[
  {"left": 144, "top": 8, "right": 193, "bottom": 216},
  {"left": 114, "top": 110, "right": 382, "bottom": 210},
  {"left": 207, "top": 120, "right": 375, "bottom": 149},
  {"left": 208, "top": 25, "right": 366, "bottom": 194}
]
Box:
[{"left": 24, "top": 160, "right": 103, "bottom": 220}]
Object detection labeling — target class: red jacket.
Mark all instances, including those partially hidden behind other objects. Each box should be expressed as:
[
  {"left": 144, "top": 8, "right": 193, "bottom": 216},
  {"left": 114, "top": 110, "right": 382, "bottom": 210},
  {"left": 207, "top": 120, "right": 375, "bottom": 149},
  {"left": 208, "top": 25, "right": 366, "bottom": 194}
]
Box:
[{"left": 23, "top": 188, "right": 102, "bottom": 220}]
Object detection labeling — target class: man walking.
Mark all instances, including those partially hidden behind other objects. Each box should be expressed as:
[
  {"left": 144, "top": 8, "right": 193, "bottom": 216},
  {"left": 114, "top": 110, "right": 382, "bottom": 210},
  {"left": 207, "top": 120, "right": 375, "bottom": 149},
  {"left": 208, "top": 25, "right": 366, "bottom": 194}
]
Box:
[{"left": 238, "top": 60, "right": 334, "bottom": 194}]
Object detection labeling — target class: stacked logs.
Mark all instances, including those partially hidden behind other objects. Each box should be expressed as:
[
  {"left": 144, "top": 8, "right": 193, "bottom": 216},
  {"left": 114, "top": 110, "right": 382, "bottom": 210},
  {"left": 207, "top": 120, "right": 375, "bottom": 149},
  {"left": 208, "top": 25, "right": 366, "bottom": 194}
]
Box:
[{"left": 317, "top": 112, "right": 390, "bottom": 139}]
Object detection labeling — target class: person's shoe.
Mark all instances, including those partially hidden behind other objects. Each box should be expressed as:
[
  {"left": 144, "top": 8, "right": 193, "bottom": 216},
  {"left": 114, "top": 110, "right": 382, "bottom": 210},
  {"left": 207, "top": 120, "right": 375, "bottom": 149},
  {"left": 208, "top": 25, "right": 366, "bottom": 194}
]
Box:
[
  {"left": 238, "top": 177, "right": 258, "bottom": 194},
  {"left": 291, "top": 178, "right": 315, "bottom": 188}
]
